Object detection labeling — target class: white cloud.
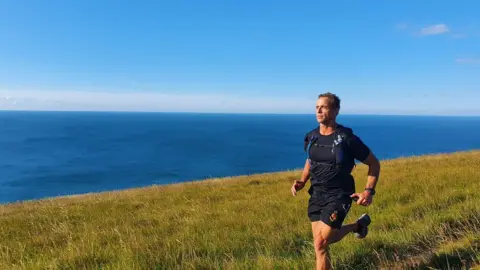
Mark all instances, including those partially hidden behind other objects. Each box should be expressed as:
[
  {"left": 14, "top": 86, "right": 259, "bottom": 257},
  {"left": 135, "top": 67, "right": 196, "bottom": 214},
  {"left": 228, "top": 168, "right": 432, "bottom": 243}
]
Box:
[
  {"left": 0, "top": 90, "right": 314, "bottom": 114},
  {"left": 419, "top": 24, "right": 449, "bottom": 36},
  {"left": 455, "top": 57, "right": 480, "bottom": 64}
]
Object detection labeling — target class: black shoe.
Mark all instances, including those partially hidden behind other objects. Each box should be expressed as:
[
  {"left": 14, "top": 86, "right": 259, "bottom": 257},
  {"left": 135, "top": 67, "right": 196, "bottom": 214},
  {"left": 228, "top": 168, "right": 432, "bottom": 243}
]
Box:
[{"left": 354, "top": 213, "right": 371, "bottom": 239}]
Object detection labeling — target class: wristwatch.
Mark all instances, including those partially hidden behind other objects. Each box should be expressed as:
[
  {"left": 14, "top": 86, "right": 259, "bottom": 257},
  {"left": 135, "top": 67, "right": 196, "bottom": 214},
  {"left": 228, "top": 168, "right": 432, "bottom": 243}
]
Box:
[{"left": 365, "top": 188, "right": 376, "bottom": 195}]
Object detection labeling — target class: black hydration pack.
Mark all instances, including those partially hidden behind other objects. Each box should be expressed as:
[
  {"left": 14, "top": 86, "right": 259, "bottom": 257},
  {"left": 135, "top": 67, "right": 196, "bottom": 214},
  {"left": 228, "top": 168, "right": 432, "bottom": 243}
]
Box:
[{"left": 303, "top": 124, "right": 356, "bottom": 174}]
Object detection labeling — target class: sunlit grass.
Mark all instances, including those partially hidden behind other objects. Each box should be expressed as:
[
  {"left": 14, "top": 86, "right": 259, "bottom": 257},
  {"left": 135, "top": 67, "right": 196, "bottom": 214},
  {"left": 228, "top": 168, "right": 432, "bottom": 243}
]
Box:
[{"left": 0, "top": 150, "right": 479, "bottom": 269}]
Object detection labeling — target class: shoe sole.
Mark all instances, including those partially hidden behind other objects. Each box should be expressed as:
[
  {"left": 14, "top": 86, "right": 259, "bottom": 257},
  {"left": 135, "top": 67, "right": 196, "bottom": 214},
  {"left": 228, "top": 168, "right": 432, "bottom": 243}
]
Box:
[
  {"left": 355, "top": 214, "right": 371, "bottom": 239},
  {"left": 354, "top": 226, "right": 368, "bottom": 239}
]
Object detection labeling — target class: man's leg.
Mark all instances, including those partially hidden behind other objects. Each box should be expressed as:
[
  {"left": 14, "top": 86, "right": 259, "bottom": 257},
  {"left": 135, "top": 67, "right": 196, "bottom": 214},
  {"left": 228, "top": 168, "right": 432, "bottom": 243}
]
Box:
[
  {"left": 311, "top": 220, "right": 336, "bottom": 270},
  {"left": 327, "top": 223, "right": 358, "bottom": 244},
  {"left": 311, "top": 214, "right": 372, "bottom": 269},
  {"left": 328, "top": 213, "right": 372, "bottom": 244}
]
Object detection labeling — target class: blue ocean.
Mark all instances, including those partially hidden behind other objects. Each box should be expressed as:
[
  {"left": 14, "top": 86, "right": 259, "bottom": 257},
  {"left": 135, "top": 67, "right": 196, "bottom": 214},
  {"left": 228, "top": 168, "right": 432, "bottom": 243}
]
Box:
[{"left": 1, "top": 111, "right": 479, "bottom": 204}]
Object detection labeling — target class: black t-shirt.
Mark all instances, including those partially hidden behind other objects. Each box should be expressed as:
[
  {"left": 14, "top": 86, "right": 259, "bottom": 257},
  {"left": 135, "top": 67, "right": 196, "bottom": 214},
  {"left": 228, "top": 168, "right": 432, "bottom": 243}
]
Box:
[{"left": 304, "top": 126, "right": 370, "bottom": 194}]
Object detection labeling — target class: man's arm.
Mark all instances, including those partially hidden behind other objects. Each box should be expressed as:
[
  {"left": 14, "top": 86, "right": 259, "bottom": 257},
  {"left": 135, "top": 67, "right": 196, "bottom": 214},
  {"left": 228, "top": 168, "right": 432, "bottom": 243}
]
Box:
[
  {"left": 300, "top": 158, "right": 311, "bottom": 183},
  {"left": 291, "top": 159, "right": 311, "bottom": 196},
  {"left": 353, "top": 152, "right": 380, "bottom": 206},
  {"left": 362, "top": 152, "right": 380, "bottom": 191},
  {"left": 346, "top": 134, "right": 381, "bottom": 206}
]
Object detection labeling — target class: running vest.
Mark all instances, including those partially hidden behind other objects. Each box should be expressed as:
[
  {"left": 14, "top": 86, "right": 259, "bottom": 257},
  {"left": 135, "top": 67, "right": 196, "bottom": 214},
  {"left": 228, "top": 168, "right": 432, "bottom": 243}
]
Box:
[{"left": 304, "top": 124, "right": 356, "bottom": 174}]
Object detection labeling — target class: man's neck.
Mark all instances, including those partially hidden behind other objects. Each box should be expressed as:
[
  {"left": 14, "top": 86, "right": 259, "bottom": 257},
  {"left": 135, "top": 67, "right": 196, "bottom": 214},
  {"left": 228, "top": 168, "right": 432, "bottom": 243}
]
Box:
[{"left": 319, "top": 121, "right": 337, "bottom": 136}]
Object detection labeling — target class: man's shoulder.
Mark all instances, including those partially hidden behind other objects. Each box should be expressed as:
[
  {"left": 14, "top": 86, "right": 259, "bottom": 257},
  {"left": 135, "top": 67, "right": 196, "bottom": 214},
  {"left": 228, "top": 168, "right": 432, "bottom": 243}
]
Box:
[
  {"left": 304, "top": 127, "right": 319, "bottom": 140},
  {"left": 335, "top": 124, "right": 356, "bottom": 145},
  {"left": 303, "top": 124, "right": 354, "bottom": 140},
  {"left": 336, "top": 124, "right": 354, "bottom": 136},
  {"left": 303, "top": 127, "right": 319, "bottom": 151}
]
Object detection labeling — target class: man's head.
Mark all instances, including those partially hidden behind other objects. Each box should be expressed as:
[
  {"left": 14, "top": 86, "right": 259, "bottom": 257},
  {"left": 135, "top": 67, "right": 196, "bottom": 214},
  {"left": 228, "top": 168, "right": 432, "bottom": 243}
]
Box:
[{"left": 316, "top": 92, "right": 340, "bottom": 125}]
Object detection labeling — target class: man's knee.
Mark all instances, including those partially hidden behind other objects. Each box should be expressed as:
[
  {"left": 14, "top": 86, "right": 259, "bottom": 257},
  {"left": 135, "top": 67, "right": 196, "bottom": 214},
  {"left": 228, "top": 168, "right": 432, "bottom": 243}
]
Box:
[{"left": 314, "top": 237, "right": 329, "bottom": 253}]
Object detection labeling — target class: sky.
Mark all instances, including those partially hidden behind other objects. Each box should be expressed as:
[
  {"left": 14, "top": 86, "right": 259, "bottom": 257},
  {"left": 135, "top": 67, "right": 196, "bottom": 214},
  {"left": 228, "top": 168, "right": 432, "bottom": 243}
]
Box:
[{"left": 0, "top": 0, "right": 479, "bottom": 115}]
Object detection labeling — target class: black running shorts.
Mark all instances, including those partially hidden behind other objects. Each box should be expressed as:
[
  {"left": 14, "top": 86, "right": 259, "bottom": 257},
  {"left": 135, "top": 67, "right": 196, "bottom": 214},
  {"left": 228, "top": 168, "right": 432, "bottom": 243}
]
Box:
[{"left": 307, "top": 193, "right": 353, "bottom": 229}]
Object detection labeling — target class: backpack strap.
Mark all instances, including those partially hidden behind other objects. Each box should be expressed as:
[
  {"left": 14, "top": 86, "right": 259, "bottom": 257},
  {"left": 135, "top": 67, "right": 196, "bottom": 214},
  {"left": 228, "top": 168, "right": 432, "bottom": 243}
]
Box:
[
  {"left": 303, "top": 127, "right": 319, "bottom": 160},
  {"left": 332, "top": 124, "right": 355, "bottom": 170}
]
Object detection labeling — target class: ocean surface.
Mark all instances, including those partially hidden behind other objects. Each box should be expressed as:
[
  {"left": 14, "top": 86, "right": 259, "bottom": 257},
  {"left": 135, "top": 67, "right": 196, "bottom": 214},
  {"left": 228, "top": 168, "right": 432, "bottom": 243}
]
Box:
[{"left": 1, "top": 111, "right": 479, "bottom": 204}]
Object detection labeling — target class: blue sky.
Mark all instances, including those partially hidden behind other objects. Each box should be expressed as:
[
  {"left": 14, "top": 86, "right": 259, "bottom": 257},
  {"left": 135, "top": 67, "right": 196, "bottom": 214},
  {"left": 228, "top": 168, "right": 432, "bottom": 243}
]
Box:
[{"left": 0, "top": 0, "right": 479, "bottom": 115}]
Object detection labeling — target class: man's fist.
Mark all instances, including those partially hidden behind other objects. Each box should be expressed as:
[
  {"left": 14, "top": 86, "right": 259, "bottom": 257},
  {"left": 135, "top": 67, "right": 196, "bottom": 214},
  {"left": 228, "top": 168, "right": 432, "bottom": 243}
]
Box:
[
  {"left": 291, "top": 180, "right": 306, "bottom": 196},
  {"left": 350, "top": 191, "right": 373, "bottom": 206}
]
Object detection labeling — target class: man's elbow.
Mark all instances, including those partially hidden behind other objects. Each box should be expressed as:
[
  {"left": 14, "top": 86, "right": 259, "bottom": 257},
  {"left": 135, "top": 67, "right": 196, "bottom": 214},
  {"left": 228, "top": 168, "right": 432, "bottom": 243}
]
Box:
[
  {"left": 373, "top": 160, "right": 381, "bottom": 173},
  {"left": 366, "top": 153, "right": 381, "bottom": 172},
  {"left": 372, "top": 155, "right": 380, "bottom": 169}
]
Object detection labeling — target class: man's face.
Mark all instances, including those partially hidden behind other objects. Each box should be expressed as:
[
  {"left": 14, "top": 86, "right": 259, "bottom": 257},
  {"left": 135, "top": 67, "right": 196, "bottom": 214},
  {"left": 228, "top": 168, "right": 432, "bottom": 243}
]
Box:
[{"left": 316, "top": 97, "right": 338, "bottom": 124}]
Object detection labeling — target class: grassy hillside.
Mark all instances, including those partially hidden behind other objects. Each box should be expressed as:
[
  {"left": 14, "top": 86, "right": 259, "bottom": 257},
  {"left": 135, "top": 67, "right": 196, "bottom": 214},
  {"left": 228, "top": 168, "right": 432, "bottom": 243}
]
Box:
[{"left": 0, "top": 151, "right": 479, "bottom": 269}]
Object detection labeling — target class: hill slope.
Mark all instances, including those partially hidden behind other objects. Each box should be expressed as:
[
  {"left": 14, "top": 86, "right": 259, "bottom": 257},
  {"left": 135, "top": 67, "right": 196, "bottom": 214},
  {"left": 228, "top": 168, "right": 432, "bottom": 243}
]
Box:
[{"left": 0, "top": 151, "right": 479, "bottom": 269}]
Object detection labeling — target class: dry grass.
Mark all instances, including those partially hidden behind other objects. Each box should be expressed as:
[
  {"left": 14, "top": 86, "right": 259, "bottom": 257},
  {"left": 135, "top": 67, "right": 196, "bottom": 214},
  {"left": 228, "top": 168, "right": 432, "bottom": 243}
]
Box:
[{"left": 0, "top": 150, "right": 479, "bottom": 269}]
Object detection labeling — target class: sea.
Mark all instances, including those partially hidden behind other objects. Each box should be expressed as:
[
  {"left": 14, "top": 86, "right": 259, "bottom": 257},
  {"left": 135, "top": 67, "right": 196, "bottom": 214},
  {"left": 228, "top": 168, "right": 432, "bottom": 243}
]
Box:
[{"left": 1, "top": 110, "right": 479, "bottom": 204}]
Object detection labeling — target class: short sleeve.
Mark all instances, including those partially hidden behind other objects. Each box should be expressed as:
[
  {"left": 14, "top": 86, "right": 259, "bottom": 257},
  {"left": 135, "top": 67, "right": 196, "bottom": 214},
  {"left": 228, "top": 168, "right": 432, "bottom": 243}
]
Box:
[
  {"left": 347, "top": 134, "right": 370, "bottom": 162},
  {"left": 303, "top": 133, "right": 310, "bottom": 152}
]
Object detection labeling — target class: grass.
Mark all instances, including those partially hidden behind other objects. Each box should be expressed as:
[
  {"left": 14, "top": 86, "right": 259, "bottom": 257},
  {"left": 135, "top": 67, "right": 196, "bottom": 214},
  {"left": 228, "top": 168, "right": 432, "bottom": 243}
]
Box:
[{"left": 0, "top": 150, "right": 479, "bottom": 269}]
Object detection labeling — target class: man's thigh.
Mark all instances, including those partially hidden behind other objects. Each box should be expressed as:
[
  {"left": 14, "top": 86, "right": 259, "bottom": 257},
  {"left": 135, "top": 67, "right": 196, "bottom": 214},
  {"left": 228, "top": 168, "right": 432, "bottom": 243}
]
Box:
[{"left": 311, "top": 220, "right": 338, "bottom": 244}]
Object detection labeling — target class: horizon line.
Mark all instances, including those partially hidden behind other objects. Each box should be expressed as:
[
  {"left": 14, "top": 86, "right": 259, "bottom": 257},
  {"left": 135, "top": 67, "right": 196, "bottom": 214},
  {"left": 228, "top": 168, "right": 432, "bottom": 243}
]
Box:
[{"left": 1, "top": 109, "right": 479, "bottom": 118}]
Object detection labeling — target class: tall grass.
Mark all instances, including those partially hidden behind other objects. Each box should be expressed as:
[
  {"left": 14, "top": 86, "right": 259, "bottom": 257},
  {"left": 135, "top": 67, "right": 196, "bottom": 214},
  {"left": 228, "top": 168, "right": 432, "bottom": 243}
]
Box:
[{"left": 0, "top": 150, "right": 479, "bottom": 269}]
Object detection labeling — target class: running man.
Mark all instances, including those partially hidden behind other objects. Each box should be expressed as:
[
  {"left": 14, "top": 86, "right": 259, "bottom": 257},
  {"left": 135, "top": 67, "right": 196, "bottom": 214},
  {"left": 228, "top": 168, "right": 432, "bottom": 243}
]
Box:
[{"left": 291, "top": 92, "right": 381, "bottom": 270}]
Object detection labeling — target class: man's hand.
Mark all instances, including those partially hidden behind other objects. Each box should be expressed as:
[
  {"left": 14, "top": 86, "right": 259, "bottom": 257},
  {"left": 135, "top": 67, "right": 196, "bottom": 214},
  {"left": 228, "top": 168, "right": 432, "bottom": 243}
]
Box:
[
  {"left": 291, "top": 180, "right": 306, "bottom": 196},
  {"left": 350, "top": 190, "right": 373, "bottom": 206}
]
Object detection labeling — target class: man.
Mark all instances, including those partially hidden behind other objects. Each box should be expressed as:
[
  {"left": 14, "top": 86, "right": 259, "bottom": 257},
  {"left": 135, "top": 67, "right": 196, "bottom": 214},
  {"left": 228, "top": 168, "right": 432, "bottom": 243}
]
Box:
[{"left": 291, "top": 92, "right": 381, "bottom": 270}]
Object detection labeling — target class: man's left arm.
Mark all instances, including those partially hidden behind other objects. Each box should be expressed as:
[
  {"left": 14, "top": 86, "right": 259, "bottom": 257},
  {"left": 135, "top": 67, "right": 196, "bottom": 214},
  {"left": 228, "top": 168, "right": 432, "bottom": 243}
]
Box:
[
  {"left": 358, "top": 152, "right": 380, "bottom": 206},
  {"left": 348, "top": 135, "right": 381, "bottom": 206}
]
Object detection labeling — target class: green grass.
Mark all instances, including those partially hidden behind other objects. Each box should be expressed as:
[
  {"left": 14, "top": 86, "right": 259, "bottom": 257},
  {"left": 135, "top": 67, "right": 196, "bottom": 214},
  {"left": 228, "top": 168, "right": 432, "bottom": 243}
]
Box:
[{"left": 1, "top": 150, "right": 479, "bottom": 269}]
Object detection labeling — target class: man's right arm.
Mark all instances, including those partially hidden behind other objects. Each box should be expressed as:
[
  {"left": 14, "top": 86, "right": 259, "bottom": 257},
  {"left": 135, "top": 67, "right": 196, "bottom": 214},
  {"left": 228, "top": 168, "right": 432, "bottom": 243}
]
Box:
[
  {"left": 300, "top": 158, "right": 311, "bottom": 183},
  {"left": 293, "top": 131, "right": 313, "bottom": 196},
  {"left": 292, "top": 159, "right": 311, "bottom": 196},
  {"left": 301, "top": 130, "right": 313, "bottom": 183}
]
